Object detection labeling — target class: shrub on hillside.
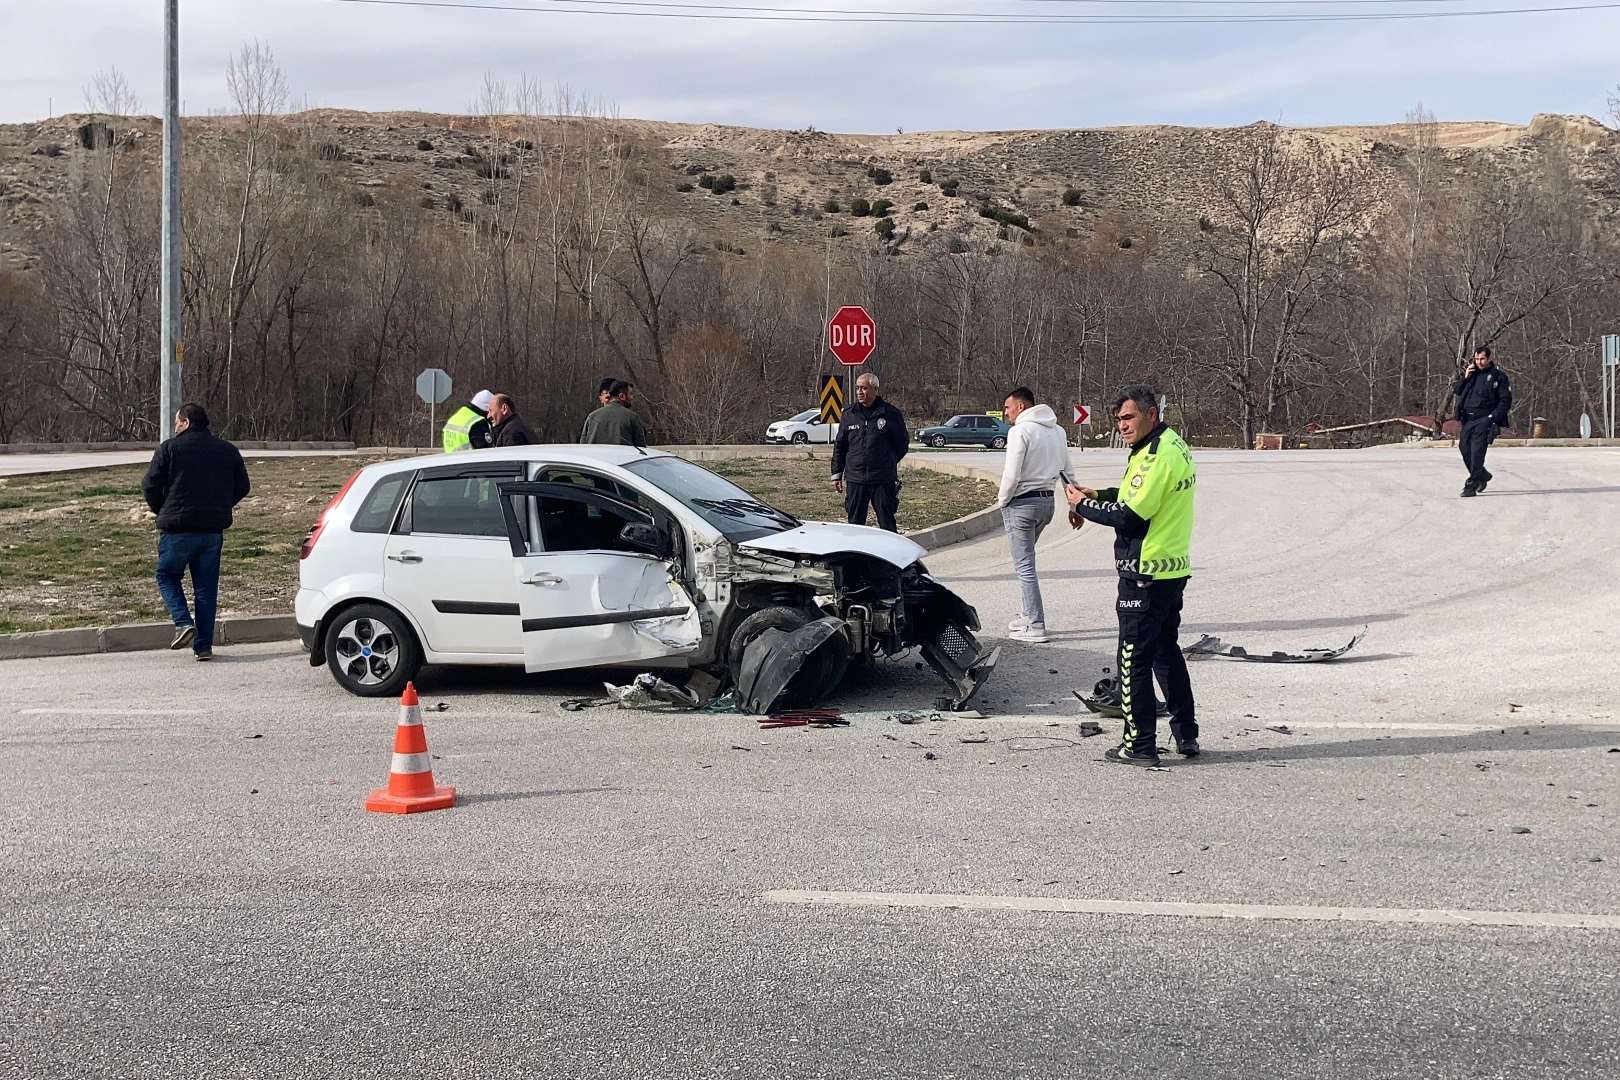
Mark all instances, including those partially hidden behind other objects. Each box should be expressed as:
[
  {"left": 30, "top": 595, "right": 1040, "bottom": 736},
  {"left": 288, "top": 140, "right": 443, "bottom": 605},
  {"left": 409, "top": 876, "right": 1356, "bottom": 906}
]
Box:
[
  {"left": 918, "top": 168, "right": 932, "bottom": 183},
  {"left": 850, "top": 198, "right": 871, "bottom": 217},
  {"left": 867, "top": 166, "right": 893, "bottom": 185},
  {"left": 874, "top": 217, "right": 897, "bottom": 239},
  {"left": 417, "top": 139, "right": 435, "bottom": 151},
  {"left": 1061, "top": 188, "right": 1082, "bottom": 206}
]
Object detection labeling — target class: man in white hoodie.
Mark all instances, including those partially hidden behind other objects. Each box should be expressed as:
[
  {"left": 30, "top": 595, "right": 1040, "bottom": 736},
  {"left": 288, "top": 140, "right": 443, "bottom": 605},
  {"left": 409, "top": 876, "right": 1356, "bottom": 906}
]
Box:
[{"left": 998, "top": 387, "right": 1074, "bottom": 644}]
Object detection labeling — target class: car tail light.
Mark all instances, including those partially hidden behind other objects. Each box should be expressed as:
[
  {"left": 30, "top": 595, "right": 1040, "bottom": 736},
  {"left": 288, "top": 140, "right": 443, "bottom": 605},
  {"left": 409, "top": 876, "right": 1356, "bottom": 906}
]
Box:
[{"left": 300, "top": 469, "right": 363, "bottom": 560}]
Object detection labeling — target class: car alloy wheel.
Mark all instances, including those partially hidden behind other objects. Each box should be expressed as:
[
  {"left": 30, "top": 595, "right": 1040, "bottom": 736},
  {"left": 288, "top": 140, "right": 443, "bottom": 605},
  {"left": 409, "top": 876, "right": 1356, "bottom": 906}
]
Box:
[
  {"left": 791, "top": 431, "right": 809, "bottom": 444},
  {"left": 325, "top": 603, "right": 422, "bottom": 697},
  {"left": 929, "top": 434, "right": 947, "bottom": 448},
  {"left": 990, "top": 435, "right": 1007, "bottom": 449}
]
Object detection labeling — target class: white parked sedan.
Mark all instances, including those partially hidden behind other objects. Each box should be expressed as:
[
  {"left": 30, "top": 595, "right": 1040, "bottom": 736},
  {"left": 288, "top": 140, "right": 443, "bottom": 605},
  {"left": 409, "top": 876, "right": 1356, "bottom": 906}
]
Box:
[
  {"left": 765, "top": 409, "right": 840, "bottom": 444},
  {"left": 295, "top": 446, "right": 997, "bottom": 714}
]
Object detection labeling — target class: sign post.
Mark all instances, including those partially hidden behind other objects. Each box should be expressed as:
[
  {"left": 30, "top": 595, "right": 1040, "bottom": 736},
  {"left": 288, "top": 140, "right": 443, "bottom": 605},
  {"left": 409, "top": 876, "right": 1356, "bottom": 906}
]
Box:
[
  {"left": 415, "top": 367, "right": 453, "bottom": 449},
  {"left": 828, "top": 305, "right": 877, "bottom": 419},
  {"left": 1603, "top": 334, "right": 1619, "bottom": 439}
]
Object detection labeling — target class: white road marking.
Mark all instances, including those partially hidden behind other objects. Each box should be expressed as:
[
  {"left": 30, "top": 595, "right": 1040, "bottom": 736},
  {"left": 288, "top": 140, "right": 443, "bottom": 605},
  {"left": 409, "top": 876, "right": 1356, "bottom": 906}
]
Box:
[
  {"left": 762, "top": 890, "right": 1620, "bottom": 930},
  {"left": 20, "top": 708, "right": 207, "bottom": 715}
]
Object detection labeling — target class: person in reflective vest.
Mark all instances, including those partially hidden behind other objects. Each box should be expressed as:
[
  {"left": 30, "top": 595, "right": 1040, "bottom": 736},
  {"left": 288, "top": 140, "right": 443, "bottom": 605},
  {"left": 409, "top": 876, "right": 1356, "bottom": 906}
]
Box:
[
  {"left": 1065, "top": 385, "right": 1198, "bottom": 768},
  {"left": 442, "top": 389, "right": 495, "bottom": 452}
]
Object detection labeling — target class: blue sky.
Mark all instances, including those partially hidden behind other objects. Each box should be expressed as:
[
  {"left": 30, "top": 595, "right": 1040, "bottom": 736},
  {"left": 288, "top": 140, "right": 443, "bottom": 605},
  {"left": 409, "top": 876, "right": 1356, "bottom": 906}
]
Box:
[{"left": 4, "top": 0, "right": 1618, "bottom": 131}]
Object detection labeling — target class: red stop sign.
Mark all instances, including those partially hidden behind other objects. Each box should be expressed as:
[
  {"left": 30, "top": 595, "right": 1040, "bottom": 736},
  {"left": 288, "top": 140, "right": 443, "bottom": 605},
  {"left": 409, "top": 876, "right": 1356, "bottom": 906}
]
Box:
[{"left": 828, "top": 305, "right": 877, "bottom": 366}]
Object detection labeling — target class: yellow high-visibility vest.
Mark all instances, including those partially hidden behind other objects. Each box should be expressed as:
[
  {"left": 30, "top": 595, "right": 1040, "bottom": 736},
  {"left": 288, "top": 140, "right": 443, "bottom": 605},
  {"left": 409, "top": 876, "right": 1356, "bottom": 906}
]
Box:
[{"left": 442, "top": 406, "right": 481, "bottom": 452}]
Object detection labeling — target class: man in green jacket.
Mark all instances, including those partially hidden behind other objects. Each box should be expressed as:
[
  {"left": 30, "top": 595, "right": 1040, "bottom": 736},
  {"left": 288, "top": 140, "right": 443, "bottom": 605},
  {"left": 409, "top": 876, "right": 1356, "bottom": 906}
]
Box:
[
  {"left": 1066, "top": 385, "right": 1198, "bottom": 767},
  {"left": 581, "top": 381, "right": 648, "bottom": 447}
]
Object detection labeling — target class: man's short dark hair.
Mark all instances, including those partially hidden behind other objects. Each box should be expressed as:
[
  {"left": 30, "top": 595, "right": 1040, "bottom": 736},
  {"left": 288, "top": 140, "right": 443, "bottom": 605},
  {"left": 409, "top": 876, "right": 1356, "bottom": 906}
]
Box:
[
  {"left": 1109, "top": 385, "right": 1159, "bottom": 418},
  {"left": 599, "top": 377, "right": 617, "bottom": 394},
  {"left": 608, "top": 380, "right": 632, "bottom": 399},
  {"left": 491, "top": 393, "right": 515, "bottom": 413},
  {"left": 1006, "top": 387, "right": 1035, "bottom": 408},
  {"left": 1474, "top": 345, "right": 1492, "bottom": 358},
  {"left": 177, "top": 403, "right": 209, "bottom": 429}
]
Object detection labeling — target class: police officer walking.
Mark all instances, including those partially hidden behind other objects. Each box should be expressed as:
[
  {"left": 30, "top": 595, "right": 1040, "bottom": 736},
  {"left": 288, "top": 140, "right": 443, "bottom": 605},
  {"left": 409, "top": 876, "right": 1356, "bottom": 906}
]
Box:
[
  {"left": 1066, "top": 386, "right": 1198, "bottom": 767},
  {"left": 442, "top": 389, "right": 495, "bottom": 453},
  {"left": 1453, "top": 345, "right": 1512, "bottom": 497},
  {"left": 831, "top": 372, "right": 908, "bottom": 531}
]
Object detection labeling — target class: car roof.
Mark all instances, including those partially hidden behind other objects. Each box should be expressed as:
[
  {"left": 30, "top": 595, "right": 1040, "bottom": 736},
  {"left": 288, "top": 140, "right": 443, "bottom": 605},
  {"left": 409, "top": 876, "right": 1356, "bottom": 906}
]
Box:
[{"left": 356, "top": 444, "right": 674, "bottom": 477}]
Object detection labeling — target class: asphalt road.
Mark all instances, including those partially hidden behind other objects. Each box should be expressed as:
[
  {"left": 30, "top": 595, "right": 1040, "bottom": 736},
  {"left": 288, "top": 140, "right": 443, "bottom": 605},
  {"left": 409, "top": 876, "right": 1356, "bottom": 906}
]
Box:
[{"left": 4, "top": 445, "right": 1619, "bottom": 1078}]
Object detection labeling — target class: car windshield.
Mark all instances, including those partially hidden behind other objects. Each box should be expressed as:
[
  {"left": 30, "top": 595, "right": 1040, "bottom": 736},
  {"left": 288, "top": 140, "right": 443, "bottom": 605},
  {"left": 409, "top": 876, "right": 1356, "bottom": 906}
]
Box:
[
  {"left": 623, "top": 456, "right": 799, "bottom": 541},
  {"left": 789, "top": 409, "right": 817, "bottom": 422}
]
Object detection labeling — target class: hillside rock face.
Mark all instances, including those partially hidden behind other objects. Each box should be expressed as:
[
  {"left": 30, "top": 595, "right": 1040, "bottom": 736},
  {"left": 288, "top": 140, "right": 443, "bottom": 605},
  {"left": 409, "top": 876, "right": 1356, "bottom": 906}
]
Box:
[{"left": 4, "top": 109, "right": 1618, "bottom": 272}]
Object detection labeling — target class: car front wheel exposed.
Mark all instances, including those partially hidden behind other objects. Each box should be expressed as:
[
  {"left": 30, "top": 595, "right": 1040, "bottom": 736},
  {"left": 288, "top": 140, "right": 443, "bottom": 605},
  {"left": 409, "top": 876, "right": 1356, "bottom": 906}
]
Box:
[
  {"left": 929, "top": 434, "right": 947, "bottom": 447},
  {"left": 325, "top": 603, "right": 423, "bottom": 697}
]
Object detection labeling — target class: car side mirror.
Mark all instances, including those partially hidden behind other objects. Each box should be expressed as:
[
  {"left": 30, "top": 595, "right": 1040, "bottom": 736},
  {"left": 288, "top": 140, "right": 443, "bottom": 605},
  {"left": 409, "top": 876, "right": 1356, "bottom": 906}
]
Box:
[{"left": 619, "top": 521, "right": 668, "bottom": 556}]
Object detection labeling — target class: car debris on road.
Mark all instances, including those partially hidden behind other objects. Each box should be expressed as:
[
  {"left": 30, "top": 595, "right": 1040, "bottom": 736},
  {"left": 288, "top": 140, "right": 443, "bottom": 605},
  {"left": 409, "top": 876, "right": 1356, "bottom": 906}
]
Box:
[{"left": 1182, "top": 627, "right": 1367, "bottom": 663}]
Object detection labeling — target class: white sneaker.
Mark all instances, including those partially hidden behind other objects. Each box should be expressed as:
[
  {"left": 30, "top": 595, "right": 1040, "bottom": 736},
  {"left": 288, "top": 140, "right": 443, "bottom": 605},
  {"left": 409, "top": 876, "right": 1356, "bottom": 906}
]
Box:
[
  {"left": 1009, "top": 614, "right": 1031, "bottom": 631},
  {"left": 1009, "top": 626, "right": 1050, "bottom": 644}
]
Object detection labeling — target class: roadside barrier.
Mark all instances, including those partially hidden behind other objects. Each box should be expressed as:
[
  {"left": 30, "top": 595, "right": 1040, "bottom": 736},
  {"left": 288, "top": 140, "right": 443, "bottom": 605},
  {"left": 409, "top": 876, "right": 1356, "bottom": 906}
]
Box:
[{"left": 364, "top": 682, "right": 456, "bottom": 814}]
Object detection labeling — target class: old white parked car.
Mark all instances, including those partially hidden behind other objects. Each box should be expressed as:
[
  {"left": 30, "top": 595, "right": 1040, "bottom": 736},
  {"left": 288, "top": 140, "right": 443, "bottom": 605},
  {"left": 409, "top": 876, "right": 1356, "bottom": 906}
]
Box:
[
  {"left": 295, "top": 446, "right": 997, "bottom": 713},
  {"left": 765, "top": 409, "right": 840, "bottom": 444}
]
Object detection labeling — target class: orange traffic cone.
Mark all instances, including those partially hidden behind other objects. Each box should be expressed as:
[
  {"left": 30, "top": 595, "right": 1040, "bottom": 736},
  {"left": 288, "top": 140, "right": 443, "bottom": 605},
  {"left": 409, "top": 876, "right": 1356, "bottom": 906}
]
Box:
[{"left": 365, "top": 682, "right": 455, "bottom": 814}]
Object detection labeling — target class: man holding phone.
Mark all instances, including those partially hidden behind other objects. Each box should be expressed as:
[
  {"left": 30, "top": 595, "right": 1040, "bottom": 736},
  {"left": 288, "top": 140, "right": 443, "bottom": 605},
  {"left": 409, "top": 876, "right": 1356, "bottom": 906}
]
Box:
[
  {"left": 1453, "top": 346, "right": 1512, "bottom": 497},
  {"left": 997, "top": 387, "right": 1073, "bottom": 643},
  {"left": 1066, "top": 386, "right": 1198, "bottom": 767}
]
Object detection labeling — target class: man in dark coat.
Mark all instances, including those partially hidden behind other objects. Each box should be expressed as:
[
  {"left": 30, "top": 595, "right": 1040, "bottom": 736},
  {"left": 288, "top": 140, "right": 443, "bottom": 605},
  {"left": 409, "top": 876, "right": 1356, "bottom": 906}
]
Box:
[
  {"left": 1453, "top": 346, "right": 1513, "bottom": 497},
  {"left": 489, "top": 394, "right": 539, "bottom": 447},
  {"left": 140, "top": 404, "right": 251, "bottom": 660},
  {"left": 830, "top": 372, "right": 908, "bottom": 531}
]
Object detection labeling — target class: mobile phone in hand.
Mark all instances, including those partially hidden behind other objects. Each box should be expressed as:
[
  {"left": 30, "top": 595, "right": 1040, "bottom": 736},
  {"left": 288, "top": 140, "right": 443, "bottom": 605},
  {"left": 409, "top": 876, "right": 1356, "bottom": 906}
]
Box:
[{"left": 1059, "top": 470, "right": 1076, "bottom": 488}]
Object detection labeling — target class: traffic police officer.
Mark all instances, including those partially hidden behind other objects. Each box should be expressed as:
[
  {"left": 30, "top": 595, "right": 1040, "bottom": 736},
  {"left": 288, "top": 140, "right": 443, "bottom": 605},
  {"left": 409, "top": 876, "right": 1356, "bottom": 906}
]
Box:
[
  {"left": 1453, "top": 346, "right": 1512, "bottom": 497},
  {"left": 442, "top": 389, "right": 495, "bottom": 453},
  {"left": 1066, "top": 385, "right": 1198, "bottom": 767},
  {"left": 830, "top": 372, "right": 909, "bottom": 531}
]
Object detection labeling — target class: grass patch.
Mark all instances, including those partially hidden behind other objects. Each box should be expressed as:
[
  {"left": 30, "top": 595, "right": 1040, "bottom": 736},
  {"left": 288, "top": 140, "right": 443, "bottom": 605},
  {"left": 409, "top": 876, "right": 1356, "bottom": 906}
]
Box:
[
  {"left": 0, "top": 451, "right": 993, "bottom": 634},
  {"left": 0, "top": 456, "right": 402, "bottom": 634},
  {"left": 706, "top": 453, "right": 994, "bottom": 535}
]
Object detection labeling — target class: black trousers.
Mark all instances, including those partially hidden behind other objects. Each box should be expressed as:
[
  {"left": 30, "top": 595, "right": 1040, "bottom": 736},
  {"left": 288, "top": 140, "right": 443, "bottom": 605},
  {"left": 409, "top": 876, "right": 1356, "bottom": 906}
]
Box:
[
  {"left": 1116, "top": 576, "right": 1197, "bottom": 753},
  {"left": 1459, "top": 418, "right": 1498, "bottom": 489},
  {"left": 845, "top": 480, "right": 900, "bottom": 532}
]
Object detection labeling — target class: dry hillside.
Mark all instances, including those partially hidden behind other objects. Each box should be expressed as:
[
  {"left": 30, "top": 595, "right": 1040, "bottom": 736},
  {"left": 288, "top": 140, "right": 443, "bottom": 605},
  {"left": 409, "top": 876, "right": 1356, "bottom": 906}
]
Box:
[{"left": 4, "top": 109, "right": 1618, "bottom": 272}]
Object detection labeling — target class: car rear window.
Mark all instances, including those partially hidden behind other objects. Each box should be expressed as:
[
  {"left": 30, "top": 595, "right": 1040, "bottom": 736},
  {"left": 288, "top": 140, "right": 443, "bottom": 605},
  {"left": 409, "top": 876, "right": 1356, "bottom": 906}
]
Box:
[
  {"left": 407, "top": 476, "right": 510, "bottom": 537},
  {"left": 351, "top": 473, "right": 410, "bottom": 533}
]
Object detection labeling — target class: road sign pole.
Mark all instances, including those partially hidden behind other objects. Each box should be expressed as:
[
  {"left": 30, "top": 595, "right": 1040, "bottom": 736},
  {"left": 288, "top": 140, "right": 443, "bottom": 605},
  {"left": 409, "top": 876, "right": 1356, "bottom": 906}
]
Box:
[{"left": 159, "top": 0, "right": 182, "bottom": 440}]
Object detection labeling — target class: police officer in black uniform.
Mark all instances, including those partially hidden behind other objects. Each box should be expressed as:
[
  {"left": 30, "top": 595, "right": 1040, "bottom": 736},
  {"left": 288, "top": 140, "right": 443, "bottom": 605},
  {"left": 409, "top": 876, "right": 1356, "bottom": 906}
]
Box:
[
  {"left": 1453, "top": 345, "right": 1513, "bottom": 497},
  {"left": 830, "top": 372, "right": 909, "bottom": 531}
]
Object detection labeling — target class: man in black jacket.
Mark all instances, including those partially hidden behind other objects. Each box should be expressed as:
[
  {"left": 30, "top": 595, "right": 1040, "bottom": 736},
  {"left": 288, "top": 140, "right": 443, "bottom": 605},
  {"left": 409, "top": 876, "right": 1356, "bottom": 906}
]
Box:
[
  {"left": 830, "top": 372, "right": 908, "bottom": 531},
  {"left": 1453, "top": 346, "right": 1513, "bottom": 497},
  {"left": 488, "top": 394, "right": 539, "bottom": 447},
  {"left": 141, "top": 404, "right": 251, "bottom": 660}
]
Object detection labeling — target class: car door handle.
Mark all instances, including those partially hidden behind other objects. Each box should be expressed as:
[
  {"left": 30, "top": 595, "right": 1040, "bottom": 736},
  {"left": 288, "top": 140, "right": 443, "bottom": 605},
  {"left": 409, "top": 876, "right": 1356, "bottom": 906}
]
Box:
[
  {"left": 520, "top": 573, "right": 564, "bottom": 586},
  {"left": 387, "top": 552, "right": 423, "bottom": 564}
]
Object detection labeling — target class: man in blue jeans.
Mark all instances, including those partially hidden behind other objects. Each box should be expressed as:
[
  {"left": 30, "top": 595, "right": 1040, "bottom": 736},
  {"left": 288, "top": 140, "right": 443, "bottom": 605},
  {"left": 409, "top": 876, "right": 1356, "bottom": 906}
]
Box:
[
  {"left": 997, "top": 387, "right": 1073, "bottom": 644},
  {"left": 141, "top": 404, "right": 251, "bottom": 660}
]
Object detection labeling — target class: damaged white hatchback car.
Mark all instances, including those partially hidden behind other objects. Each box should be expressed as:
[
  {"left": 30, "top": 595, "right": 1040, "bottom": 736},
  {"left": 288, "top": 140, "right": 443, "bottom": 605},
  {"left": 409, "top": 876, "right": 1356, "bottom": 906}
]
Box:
[{"left": 295, "top": 446, "right": 999, "bottom": 713}]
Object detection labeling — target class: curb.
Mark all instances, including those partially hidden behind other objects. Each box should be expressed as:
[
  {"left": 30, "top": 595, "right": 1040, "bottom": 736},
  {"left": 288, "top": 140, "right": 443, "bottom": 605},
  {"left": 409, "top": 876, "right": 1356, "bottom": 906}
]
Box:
[
  {"left": 904, "top": 504, "right": 1004, "bottom": 551},
  {"left": 0, "top": 615, "right": 299, "bottom": 661},
  {"left": 0, "top": 441, "right": 356, "bottom": 454}
]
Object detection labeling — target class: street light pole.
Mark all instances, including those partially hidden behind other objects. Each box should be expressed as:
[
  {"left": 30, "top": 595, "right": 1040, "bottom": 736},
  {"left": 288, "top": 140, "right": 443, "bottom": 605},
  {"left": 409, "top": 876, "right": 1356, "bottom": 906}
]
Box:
[{"left": 160, "top": 0, "right": 183, "bottom": 438}]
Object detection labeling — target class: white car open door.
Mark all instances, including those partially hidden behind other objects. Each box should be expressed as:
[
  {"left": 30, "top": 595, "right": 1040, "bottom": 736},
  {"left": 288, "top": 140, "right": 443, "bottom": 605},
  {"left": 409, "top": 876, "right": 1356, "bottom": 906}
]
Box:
[{"left": 497, "top": 482, "right": 701, "bottom": 672}]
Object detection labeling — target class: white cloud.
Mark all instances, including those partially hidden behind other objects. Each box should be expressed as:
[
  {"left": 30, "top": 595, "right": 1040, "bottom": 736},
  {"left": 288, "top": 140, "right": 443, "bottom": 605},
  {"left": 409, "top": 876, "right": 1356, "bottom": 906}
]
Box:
[{"left": 4, "top": 0, "right": 1618, "bottom": 130}]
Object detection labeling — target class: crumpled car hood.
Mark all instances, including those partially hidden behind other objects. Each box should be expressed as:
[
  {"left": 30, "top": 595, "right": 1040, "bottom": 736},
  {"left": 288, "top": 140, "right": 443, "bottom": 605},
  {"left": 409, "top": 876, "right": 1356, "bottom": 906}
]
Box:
[{"left": 739, "top": 522, "right": 927, "bottom": 568}]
